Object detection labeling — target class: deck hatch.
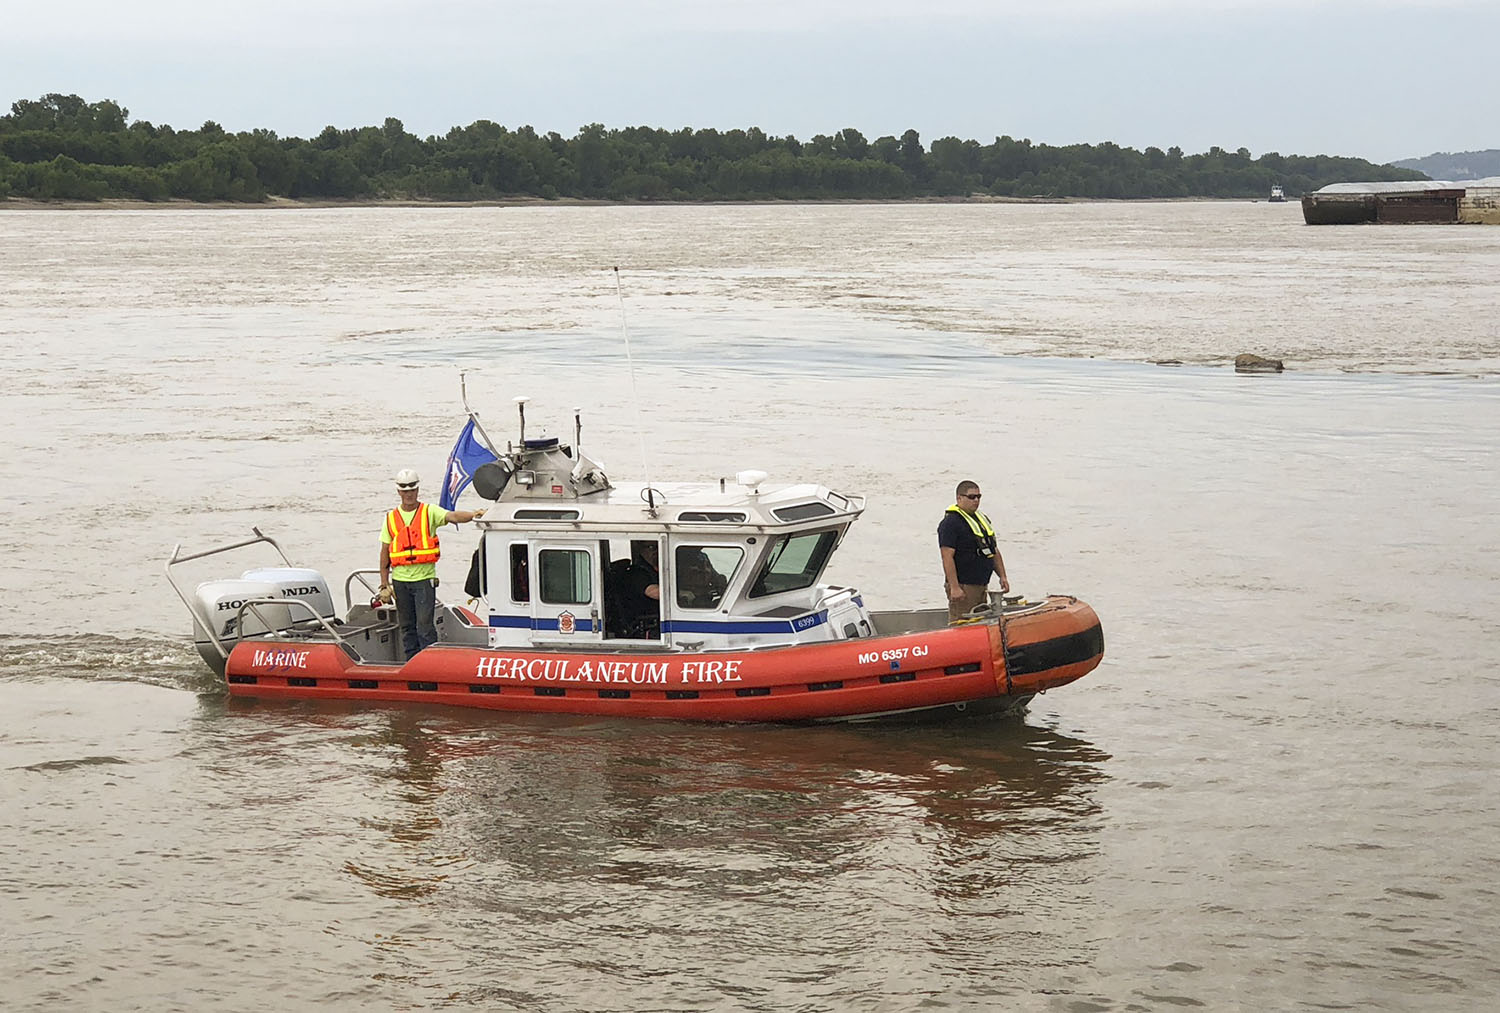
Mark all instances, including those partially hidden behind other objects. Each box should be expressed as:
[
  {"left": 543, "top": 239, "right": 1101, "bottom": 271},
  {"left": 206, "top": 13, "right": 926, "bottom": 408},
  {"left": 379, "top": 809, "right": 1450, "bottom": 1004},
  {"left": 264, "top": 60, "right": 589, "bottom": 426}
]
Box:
[
  {"left": 772, "top": 502, "right": 836, "bottom": 521},
  {"left": 677, "top": 511, "right": 747, "bottom": 523}
]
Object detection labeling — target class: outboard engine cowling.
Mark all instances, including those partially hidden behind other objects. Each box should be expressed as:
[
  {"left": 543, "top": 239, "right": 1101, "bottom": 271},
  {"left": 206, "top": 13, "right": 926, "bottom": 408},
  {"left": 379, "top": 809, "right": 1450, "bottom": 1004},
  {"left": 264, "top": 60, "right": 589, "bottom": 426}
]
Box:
[
  {"left": 191, "top": 578, "right": 292, "bottom": 674},
  {"left": 239, "top": 567, "right": 335, "bottom": 620}
]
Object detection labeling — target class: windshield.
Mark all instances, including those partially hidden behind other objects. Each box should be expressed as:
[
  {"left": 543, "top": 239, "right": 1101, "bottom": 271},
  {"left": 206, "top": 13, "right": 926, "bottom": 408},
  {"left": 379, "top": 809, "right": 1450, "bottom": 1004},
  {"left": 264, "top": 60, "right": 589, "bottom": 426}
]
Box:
[{"left": 747, "top": 530, "right": 838, "bottom": 598}]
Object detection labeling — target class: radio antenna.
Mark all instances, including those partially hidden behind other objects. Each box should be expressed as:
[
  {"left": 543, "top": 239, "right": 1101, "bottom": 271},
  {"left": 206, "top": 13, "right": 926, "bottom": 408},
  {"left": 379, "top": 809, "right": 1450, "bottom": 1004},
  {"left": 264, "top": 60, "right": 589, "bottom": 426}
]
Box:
[
  {"left": 614, "top": 267, "right": 657, "bottom": 514},
  {"left": 459, "top": 370, "right": 501, "bottom": 456}
]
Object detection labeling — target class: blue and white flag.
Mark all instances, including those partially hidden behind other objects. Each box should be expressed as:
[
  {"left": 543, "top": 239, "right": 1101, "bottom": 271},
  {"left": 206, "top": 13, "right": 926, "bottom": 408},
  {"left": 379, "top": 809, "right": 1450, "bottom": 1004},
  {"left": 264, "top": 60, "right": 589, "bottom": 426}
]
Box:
[{"left": 440, "top": 417, "right": 498, "bottom": 510}]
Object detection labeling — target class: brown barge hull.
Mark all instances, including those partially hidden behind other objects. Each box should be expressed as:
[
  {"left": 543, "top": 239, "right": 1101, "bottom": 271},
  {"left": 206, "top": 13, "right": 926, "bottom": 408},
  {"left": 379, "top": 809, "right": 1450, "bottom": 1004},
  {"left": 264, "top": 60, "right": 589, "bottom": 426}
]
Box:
[
  {"left": 1301, "top": 193, "right": 1375, "bottom": 225},
  {"left": 1302, "top": 190, "right": 1464, "bottom": 225}
]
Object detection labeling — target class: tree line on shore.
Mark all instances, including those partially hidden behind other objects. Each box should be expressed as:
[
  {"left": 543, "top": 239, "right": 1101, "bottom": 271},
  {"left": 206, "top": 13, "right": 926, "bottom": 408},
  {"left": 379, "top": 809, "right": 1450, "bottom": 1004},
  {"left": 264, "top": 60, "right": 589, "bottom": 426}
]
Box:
[{"left": 1, "top": 93, "right": 1427, "bottom": 205}]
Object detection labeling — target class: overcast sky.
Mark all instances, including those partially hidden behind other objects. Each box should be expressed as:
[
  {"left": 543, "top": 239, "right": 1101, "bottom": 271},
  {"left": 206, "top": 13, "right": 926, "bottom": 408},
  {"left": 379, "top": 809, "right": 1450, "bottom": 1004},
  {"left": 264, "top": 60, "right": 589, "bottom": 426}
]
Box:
[{"left": 4, "top": 0, "right": 1495, "bottom": 164}]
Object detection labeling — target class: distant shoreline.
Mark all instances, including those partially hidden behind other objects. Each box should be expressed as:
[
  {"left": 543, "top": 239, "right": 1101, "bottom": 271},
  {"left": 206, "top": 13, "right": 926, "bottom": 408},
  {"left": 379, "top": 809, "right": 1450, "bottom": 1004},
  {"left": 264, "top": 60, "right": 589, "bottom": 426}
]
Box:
[
  {"left": 0, "top": 194, "right": 1248, "bottom": 211},
  {"left": 3, "top": 96, "right": 1420, "bottom": 206}
]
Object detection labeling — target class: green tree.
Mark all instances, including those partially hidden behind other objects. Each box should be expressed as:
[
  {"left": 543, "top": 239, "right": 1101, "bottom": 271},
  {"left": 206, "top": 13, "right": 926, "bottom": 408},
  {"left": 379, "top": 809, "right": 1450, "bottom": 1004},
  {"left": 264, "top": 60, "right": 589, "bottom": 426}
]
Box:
[
  {"left": 834, "top": 128, "right": 869, "bottom": 160},
  {"left": 0, "top": 91, "right": 1430, "bottom": 203}
]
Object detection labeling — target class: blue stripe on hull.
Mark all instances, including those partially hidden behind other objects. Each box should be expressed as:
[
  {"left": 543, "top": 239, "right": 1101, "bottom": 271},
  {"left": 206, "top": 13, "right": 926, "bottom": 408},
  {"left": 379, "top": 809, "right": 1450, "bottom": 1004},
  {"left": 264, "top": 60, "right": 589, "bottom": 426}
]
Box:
[
  {"left": 486, "top": 610, "right": 830, "bottom": 635},
  {"left": 665, "top": 610, "right": 828, "bottom": 635},
  {"left": 487, "top": 615, "right": 596, "bottom": 632}
]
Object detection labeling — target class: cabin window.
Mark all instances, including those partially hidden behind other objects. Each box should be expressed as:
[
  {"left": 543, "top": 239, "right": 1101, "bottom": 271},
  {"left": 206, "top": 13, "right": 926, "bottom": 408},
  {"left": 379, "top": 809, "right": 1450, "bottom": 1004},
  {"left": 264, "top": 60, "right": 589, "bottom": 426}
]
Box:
[
  {"left": 509, "top": 543, "right": 530, "bottom": 603},
  {"left": 514, "top": 509, "right": 581, "bottom": 521},
  {"left": 677, "top": 511, "right": 748, "bottom": 523},
  {"left": 747, "top": 530, "right": 838, "bottom": 598},
  {"left": 538, "top": 549, "right": 591, "bottom": 605},
  {"left": 772, "top": 501, "right": 836, "bottom": 522},
  {"left": 674, "top": 546, "right": 743, "bottom": 609}
]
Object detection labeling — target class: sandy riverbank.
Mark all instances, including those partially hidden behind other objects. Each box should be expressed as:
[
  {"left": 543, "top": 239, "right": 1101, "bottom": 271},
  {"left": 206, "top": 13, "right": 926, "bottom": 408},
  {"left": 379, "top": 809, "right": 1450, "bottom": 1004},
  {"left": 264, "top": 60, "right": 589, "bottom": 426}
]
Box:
[{"left": 0, "top": 193, "right": 1093, "bottom": 211}]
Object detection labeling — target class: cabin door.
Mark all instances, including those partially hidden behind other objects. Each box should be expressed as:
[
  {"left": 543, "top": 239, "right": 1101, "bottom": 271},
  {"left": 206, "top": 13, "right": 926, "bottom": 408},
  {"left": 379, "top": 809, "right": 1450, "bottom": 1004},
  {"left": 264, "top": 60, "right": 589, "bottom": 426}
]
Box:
[{"left": 528, "top": 542, "right": 604, "bottom": 644}]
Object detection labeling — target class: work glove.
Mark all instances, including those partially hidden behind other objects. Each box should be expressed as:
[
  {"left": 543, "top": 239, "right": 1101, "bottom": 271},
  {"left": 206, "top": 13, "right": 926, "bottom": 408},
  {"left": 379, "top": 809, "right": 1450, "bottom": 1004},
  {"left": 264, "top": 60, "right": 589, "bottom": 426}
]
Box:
[
  {"left": 473, "top": 508, "right": 487, "bottom": 520},
  {"left": 376, "top": 584, "right": 394, "bottom": 605}
]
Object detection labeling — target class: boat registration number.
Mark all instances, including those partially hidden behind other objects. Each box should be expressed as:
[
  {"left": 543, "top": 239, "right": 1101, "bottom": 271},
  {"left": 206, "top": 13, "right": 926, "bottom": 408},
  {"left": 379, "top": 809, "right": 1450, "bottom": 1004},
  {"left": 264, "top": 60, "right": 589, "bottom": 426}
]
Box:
[{"left": 857, "top": 645, "right": 929, "bottom": 665}]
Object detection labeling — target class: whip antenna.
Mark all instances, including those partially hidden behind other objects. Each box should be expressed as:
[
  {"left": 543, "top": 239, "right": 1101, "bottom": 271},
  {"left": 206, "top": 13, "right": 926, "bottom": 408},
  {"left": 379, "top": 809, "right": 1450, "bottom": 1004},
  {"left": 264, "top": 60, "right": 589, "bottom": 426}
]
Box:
[
  {"left": 614, "top": 266, "right": 657, "bottom": 513},
  {"left": 459, "top": 370, "right": 501, "bottom": 456}
]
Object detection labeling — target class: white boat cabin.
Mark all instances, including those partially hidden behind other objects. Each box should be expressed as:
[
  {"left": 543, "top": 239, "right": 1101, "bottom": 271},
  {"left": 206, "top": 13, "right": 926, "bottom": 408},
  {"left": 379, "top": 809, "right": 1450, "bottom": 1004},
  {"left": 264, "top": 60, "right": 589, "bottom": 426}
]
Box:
[{"left": 466, "top": 410, "right": 874, "bottom": 653}]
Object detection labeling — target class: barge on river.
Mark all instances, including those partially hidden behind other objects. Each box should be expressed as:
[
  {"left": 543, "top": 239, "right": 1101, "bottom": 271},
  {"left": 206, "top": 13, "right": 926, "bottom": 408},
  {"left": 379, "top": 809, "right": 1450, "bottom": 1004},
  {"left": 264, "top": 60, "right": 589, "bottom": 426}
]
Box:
[
  {"left": 1302, "top": 178, "right": 1500, "bottom": 225},
  {"left": 167, "top": 401, "right": 1104, "bottom": 723}
]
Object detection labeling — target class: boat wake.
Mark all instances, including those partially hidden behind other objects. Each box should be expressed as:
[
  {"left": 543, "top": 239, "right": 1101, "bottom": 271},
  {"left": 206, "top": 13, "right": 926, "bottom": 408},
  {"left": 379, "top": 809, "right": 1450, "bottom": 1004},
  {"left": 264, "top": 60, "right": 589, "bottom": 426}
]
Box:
[{"left": 0, "top": 633, "right": 221, "bottom": 694}]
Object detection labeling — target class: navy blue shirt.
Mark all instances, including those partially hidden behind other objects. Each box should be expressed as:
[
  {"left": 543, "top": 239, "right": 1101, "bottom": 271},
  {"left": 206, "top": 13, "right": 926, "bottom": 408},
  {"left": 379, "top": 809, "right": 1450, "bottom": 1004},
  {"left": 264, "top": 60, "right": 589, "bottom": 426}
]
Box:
[{"left": 938, "top": 510, "right": 998, "bottom": 586}]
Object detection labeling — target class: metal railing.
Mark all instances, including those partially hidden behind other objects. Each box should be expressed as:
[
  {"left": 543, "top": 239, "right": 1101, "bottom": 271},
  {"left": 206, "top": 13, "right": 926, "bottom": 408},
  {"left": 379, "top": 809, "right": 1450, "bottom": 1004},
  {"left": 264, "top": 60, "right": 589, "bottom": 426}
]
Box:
[
  {"left": 164, "top": 527, "right": 292, "bottom": 661},
  {"left": 231, "top": 596, "right": 352, "bottom": 650},
  {"left": 343, "top": 568, "right": 385, "bottom": 611}
]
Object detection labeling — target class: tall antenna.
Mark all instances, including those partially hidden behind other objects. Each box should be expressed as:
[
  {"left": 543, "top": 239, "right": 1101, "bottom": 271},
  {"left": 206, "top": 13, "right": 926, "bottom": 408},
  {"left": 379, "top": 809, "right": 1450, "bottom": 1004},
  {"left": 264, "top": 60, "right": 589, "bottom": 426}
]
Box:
[
  {"left": 514, "top": 395, "right": 528, "bottom": 448},
  {"left": 459, "top": 370, "right": 501, "bottom": 456},
  {"left": 614, "top": 266, "right": 656, "bottom": 512}
]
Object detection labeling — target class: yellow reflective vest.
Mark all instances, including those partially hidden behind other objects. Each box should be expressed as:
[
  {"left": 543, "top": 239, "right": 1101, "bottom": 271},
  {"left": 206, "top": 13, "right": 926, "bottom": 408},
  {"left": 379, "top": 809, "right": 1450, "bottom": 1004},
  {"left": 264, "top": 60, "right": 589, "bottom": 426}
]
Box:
[
  {"left": 385, "top": 504, "right": 440, "bottom": 568},
  {"left": 944, "top": 505, "right": 997, "bottom": 556}
]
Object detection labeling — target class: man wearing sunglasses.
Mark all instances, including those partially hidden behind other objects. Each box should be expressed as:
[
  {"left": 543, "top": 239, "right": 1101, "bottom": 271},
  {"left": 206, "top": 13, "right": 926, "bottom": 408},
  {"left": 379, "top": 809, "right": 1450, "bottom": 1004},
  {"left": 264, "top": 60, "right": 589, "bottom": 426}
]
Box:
[
  {"left": 938, "top": 480, "right": 1010, "bottom": 622},
  {"left": 378, "top": 468, "right": 487, "bottom": 660}
]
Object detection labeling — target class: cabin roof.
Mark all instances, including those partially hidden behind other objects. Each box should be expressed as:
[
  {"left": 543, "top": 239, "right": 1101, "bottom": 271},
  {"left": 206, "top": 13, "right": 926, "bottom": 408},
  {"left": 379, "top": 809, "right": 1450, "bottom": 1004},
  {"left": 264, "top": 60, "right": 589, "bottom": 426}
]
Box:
[{"left": 478, "top": 480, "right": 864, "bottom": 534}]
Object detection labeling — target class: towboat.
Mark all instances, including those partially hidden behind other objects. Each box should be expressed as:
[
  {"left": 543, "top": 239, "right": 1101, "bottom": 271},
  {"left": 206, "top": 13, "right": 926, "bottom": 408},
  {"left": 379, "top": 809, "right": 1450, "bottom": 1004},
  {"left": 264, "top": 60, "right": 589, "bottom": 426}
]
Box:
[{"left": 168, "top": 401, "right": 1104, "bottom": 722}]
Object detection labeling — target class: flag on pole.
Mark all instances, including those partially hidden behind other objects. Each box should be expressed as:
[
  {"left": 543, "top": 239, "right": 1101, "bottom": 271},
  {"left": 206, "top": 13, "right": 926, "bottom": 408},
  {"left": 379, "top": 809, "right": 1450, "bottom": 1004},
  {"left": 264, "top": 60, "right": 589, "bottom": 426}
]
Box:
[{"left": 441, "top": 417, "right": 498, "bottom": 510}]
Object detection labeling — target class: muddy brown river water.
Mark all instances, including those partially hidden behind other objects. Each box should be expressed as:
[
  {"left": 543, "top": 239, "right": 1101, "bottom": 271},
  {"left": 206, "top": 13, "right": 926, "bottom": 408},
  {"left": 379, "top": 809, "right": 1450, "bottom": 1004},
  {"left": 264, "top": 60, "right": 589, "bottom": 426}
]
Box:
[{"left": 2, "top": 202, "right": 1497, "bottom": 1010}]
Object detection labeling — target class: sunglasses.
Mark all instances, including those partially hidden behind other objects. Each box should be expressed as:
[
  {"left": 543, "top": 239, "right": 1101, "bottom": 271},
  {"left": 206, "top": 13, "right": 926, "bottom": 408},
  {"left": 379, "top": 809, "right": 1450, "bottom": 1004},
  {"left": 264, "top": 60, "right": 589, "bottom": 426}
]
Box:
[
  {"left": 397, "top": 483, "right": 419, "bottom": 491},
  {"left": 963, "top": 493, "right": 982, "bottom": 500}
]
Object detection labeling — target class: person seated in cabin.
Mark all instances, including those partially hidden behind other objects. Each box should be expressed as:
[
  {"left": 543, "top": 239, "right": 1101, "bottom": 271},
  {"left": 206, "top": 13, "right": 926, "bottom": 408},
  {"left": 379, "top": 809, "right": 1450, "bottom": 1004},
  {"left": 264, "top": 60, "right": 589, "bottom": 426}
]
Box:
[
  {"left": 510, "top": 545, "right": 530, "bottom": 603},
  {"left": 676, "top": 547, "right": 727, "bottom": 609},
  {"left": 612, "top": 540, "right": 662, "bottom": 639}
]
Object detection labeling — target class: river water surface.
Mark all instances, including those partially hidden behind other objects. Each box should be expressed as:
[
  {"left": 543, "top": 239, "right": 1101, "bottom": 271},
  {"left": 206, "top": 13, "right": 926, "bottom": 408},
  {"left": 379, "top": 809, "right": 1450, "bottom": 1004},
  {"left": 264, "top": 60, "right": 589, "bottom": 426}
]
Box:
[{"left": 2, "top": 202, "right": 1498, "bottom": 1011}]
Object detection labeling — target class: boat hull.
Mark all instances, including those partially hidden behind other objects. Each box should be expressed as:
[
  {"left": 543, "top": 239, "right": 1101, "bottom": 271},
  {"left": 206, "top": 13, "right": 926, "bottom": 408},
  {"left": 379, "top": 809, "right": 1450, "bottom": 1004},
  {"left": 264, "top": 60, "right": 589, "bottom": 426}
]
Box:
[
  {"left": 1301, "top": 193, "right": 1377, "bottom": 225},
  {"left": 223, "top": 596, "right": 1104, "bottom": 722}
]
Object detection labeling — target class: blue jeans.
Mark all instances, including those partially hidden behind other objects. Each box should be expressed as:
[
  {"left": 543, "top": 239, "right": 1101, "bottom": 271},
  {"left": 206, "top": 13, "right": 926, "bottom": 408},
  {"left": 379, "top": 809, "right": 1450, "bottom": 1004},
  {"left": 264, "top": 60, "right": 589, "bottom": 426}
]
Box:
[{"left": 392, "top": 578, "right": 437, "bottom": 660}]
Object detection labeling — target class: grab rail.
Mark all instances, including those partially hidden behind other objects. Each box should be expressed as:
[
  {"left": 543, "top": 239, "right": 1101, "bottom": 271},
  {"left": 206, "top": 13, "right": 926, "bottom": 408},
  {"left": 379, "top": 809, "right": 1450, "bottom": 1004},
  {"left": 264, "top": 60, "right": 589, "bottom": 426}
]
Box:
[
  {"left": 166, "top": 526, "right": 291, "bottom": 569},
  {"left": 343, "top": 568, "right": 384, "bottom": 611},
  {"left": 233, "top": 597, "right": 353, "bottom": 652}
]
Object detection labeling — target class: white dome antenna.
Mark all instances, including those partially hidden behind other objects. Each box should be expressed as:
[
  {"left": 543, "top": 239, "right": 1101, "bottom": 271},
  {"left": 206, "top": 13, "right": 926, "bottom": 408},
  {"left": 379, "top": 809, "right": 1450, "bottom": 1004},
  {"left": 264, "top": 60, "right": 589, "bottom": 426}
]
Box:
[{"left": 736, "top": 469, "right": 769, "bottom": 495}]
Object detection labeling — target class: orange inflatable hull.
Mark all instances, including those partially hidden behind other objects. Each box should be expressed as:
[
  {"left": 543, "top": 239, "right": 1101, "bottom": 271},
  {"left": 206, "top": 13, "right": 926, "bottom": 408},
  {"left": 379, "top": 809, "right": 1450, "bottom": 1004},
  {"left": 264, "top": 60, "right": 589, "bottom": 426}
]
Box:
[{"left": 224, "top": 596, "right": 1103, "bottom": 722}]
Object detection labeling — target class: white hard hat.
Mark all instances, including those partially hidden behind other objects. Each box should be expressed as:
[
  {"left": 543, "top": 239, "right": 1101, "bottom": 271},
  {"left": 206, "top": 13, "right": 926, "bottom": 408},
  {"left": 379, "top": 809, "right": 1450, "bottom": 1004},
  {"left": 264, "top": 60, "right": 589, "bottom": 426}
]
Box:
[{"left": 395, "top": 468, "right": 420, "bottom": 489}]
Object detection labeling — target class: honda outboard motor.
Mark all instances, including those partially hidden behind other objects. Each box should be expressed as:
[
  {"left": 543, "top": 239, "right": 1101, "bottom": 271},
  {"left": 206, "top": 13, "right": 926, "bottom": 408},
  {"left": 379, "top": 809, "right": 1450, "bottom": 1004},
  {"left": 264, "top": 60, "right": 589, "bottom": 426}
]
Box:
[
  {"left": 239, "top": 567, "right": 335, "bottom": 620},
  {"left": 190, "top": 578, "right": 291, "bottom": 675},
  {"left": 189, "top": 568, "right": 334, "bottom": 675}
]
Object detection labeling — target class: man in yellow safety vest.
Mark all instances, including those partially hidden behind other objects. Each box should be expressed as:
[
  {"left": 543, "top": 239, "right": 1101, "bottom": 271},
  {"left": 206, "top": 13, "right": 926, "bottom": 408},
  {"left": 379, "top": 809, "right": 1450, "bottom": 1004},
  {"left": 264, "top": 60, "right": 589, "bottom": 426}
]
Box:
[
  {"left": 937, "top": 480, "right": 1009, "bottom": 622},
  {"left": 378, "top": 468, "right": 485, "bottom": 659}
]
